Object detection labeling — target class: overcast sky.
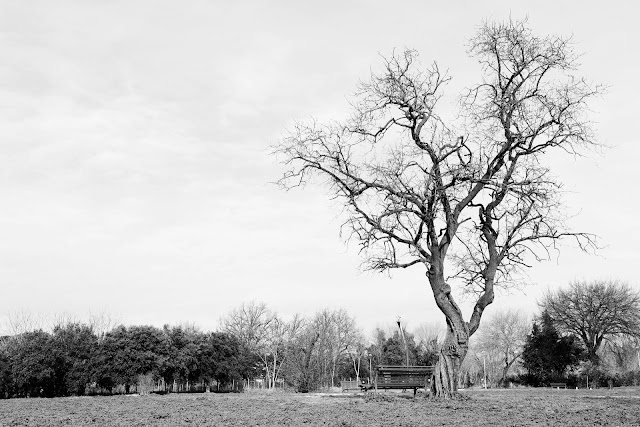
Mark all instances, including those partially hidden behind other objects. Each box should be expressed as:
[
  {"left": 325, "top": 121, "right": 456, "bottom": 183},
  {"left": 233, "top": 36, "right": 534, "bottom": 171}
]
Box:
[{"left": 1, "top": 1, "right": 638, "bottom": 336}]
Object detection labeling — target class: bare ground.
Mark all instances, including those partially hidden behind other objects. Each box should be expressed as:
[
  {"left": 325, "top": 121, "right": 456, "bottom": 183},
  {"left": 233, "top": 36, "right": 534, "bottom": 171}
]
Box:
[{"left": 1, "top": 387, "right": 639, "bottom": 426}]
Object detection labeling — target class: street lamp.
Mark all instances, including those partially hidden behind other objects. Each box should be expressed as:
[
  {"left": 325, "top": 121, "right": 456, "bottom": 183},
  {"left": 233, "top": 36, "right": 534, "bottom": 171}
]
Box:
[{"left": 396, "top": 316, "right": 410, "bottom": 366}]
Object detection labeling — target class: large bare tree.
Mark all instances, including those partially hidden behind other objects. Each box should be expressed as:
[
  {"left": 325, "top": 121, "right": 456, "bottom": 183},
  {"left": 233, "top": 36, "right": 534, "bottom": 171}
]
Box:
[
  {"left": 276, "top": 20, "right": 600, "bottom": 398},
  {"left": 540, "top": 280, "right": 640, "bottom": 364}
]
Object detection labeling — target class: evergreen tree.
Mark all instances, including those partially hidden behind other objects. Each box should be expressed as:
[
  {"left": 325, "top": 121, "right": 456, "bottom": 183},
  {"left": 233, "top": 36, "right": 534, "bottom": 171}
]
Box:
[{"left": 522, "top": 312, "right": 583, "bottom": 385}]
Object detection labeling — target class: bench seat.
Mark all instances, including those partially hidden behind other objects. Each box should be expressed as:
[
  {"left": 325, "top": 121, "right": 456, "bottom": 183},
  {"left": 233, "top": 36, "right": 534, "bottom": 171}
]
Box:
[{"left": 375, "top": 365, "right": 435, "bottom": 395}]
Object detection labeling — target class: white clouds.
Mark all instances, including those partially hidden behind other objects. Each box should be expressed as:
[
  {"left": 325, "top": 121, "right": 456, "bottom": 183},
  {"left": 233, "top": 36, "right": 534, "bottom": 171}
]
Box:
[{"left": 0, "top": 1, "right": 639, "bottom": 334}]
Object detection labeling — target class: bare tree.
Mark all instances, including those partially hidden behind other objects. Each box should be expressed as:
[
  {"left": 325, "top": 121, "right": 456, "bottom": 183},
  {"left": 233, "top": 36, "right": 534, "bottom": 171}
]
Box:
[
  {"left": 220, "top": 302, "right": 305, "bottom": 389},
  {"left": 87, "top": 310, "right": 121, "bottom": 340},
  {"left": 2, "top": 310, "right": 45, "bottom": 336},
  {"left": 540, "top": 280, "right": 640, "bottom": 364},
  {"left": 219, "top": 301, "right": 277, "bottom": 387},
  {"left": 276, "top": 19, "right": 600, "bottom": 398},
  {"left": 474, "top": 309, "right": 529, "bottom": 385},
  {"left": 414, "top": 321, "right": 445, "bottom": 357},
  {"left": 346, "top": 337, "right": 367, "bottom": 383},
  {"left": 310, "top": 309, "right": 361, "bottom": 388}
]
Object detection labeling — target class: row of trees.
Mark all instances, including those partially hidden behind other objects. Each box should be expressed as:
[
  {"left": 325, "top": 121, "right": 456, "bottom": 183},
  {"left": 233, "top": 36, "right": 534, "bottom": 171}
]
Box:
[
  {"left": 2, "top": 279, "right": 638, "bottom": 398},
  {"left": 0, "top": 323, "right": 255, "bottom": 398},
  {"left": 0, "top": 304, "right": 440, "bottom": 398},
  {"left": 464, "top": 280, "right": 640, "bottom": 388}
]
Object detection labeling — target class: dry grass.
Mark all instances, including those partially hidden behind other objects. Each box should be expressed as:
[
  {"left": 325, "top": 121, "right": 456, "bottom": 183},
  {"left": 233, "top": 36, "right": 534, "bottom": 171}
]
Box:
[{"left": 0, "top": 387, "right": 639, "bottom": 426}]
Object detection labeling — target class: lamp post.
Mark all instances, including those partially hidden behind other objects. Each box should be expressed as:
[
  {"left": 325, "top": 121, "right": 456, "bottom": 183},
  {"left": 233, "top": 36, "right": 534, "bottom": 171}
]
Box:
[{"left": 396, "top": 317, "right": 410, "bottom": 366}]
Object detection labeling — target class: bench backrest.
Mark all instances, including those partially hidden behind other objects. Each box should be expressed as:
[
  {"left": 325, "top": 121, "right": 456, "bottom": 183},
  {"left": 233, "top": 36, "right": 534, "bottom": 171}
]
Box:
[{"left": 376, "top": 365, "right": 434, "bottom": 387}]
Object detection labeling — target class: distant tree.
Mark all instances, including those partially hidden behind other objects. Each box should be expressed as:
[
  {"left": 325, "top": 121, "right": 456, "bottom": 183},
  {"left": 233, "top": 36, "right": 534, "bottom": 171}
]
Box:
[
  {"left": 286, "top": 325, "right": 320, "bottom": 393},
  {"left": 93, "top": 326, "right": 135, "bottom": 391},
  {"left": 51, "top": 322, "right": 97, "bottom": 396},
  {"left": 521, "top": 312, "right": 583, "bottom": 385},
  {"left": 413, "top": 322, "right": 444, "bottom": 367},
  {"left": 345, "top": 335, "right": 367, "bottom": 383},
  {"left": 540, "top": 280, "right": 640, "bottom": 364},
  {"left": 163, "top": 324, "right": 200, "bottom": 389},
  {"left": 201, "top": 332, "right": 244, "bottom": 388},
  {"left": 279, "top": 309, "right": 364, "bottom": 392},
  {"left": 475, "top": 309, "right": 529, "bottom": 385},
  {"left": 6, "top": 330, "right": 56, "bottom": 397},
  {"left": 0, "top": 344, "right": 13, "bottom": 398},
  {"left": 275, "top": 18, "right": 601, "bottom": 398},
  {"left": 88, "top": 311, "right": 121, "bottom": 340},
  {"left": 382, "top": 331, "right": 410, "bottom": 365},
  {"left": 94, "top": 325, "right": 170, "bottom": 393},
  {"left": 4, "top": 311, "right": 43, "bottom": 336},
  {"left": 219, "top": 301, "right": 284, "bottom": 388},
  {"left": 312, "top": 309, "right": 362, "bottom": 387},
  {"left": 368, "top": 327, "right": 425, "bottom": 367}
]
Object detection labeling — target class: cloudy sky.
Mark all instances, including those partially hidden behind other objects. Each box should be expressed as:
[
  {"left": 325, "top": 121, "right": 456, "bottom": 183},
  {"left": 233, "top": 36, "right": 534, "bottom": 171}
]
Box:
[{"left": 1, "top": 1, "right": 638, "bottom": 335}]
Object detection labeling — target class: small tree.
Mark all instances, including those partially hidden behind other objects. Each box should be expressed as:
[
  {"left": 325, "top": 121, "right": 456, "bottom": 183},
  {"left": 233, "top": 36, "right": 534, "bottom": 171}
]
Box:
[
  {"left": 540, "top": 280, "right": 640, "bottom": 364},
  {"left": 276, "top": 19, "right": 600, "bottom": 398}
]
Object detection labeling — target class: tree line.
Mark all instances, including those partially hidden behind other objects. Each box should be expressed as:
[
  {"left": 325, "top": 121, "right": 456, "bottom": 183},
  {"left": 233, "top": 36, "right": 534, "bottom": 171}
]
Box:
[
  {"left": 1, "top": 280, "right": 638, "bottom": 398},
  {"left": 464, "top": 280, "right": 640, "bottom": 388},
  {"left": 0, "top": 305, "right": 439, "bottom": 398},
  {"left": 0, "top": 323, "right": 257, "bottom": 398}
]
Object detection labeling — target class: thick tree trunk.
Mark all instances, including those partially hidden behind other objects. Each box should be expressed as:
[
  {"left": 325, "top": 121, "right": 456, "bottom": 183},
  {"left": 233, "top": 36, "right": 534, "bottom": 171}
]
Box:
[
  {"left": 431, "top": 321, "right": 469, "bottom": 398},
  {"left": 427, "top": 259, "right": 473, "bottom": 399}
]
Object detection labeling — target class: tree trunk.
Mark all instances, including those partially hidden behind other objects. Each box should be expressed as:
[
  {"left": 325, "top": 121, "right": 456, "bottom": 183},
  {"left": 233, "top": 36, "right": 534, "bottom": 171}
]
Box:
[
  {"left": 427, "top": 244, "right": 493, "bottom": 398},
  {"left": 264, "top": 359, "right": 271, "bottom": 389},
  {"left": 271, "top": 352, "right": 278, "bottom": 389},
  {"left": 298, "top": 332, "right": 320, "bottom": 393},
  {"left": 428, "top": 262, "right": 472, "bottom": 399},
  {"left": 431, "top": 322, "right": 469, "bottom": 398}
]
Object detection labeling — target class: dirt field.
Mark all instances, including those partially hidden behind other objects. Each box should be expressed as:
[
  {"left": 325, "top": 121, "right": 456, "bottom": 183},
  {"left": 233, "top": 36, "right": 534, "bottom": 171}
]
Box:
[{"left": 1, "top": 387, "right": 639, "bottom": 426}]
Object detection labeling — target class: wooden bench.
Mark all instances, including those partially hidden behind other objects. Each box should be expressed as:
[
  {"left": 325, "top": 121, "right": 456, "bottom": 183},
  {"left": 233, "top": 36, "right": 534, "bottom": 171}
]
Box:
[
  {"left": 374, "top": 365, "right": 434, "bottom": 396},
  {"left": 549, "top": 382, "right": 567, "bottom": 389}
]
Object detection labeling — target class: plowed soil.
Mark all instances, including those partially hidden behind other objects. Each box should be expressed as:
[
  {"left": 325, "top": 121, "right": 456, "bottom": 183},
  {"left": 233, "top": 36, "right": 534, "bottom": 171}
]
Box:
[{"left": 1, "top": 387, "right": 639, "bottom": 426}]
